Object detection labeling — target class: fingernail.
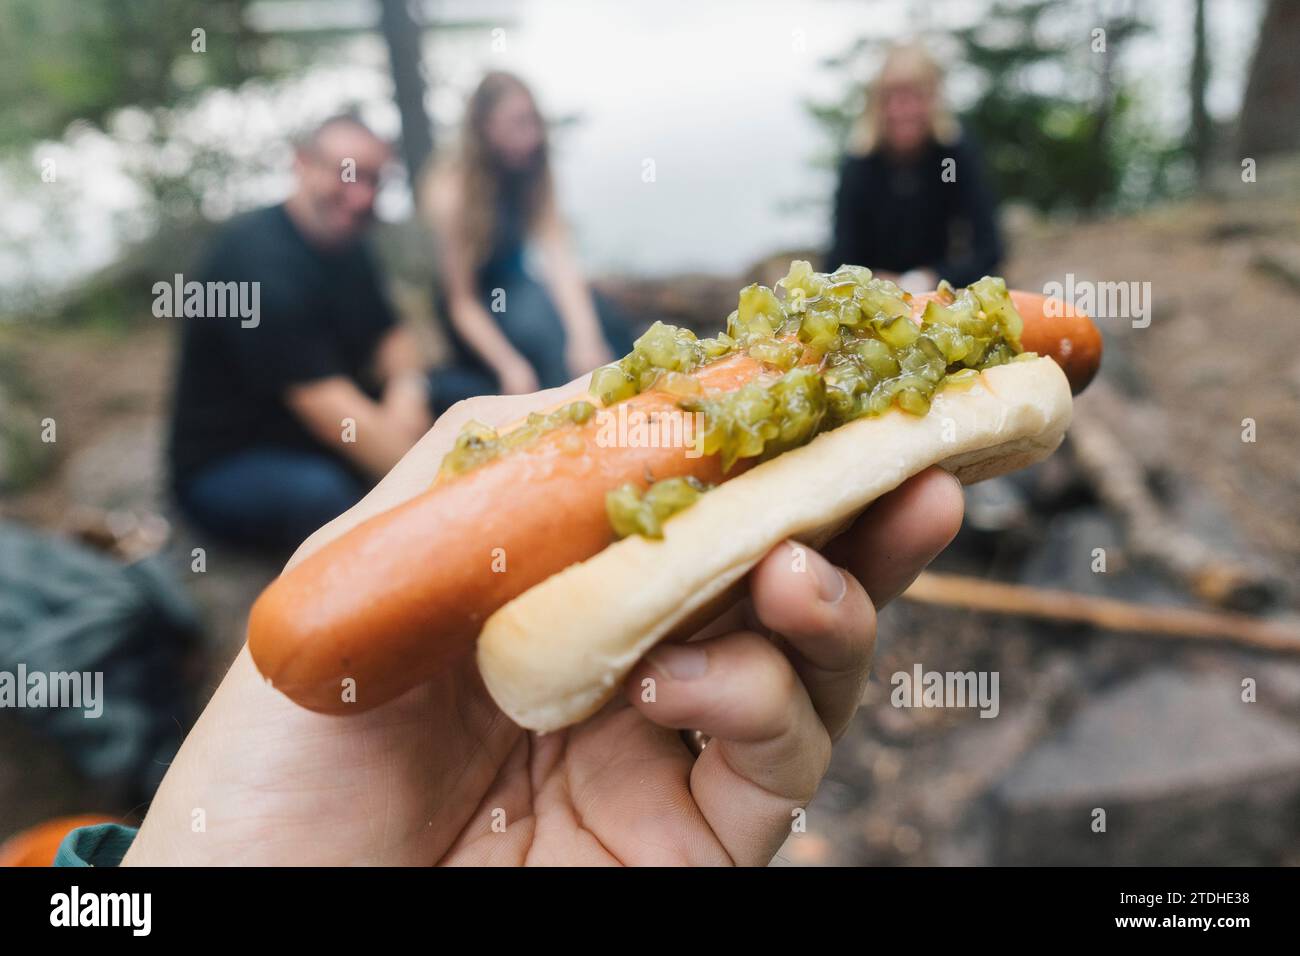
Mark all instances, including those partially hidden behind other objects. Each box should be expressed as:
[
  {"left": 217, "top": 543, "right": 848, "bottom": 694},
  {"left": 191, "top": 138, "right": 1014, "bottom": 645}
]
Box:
[
  {"left": 648, "top": 643, "right": 708, "bottom": 680},
  {"left": 814, "top": 558, "right": 847, "bottom": 604}
]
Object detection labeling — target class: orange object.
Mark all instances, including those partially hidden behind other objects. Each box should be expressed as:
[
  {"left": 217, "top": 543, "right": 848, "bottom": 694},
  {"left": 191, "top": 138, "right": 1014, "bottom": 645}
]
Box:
[
  {"left": 249, "top": 291, "right": 1100, "bottom": 715},
  {"left": 0, "top": 814, "right": 119, "bottom": 867}
]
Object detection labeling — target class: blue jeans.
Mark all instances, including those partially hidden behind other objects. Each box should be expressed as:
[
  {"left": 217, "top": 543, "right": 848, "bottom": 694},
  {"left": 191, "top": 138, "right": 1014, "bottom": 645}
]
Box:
[
  {"left": 176, "top": 449, "right": 367, "bottom": 551},
  {"left": 432, "top": 277, "right": 635, "bottom": 409},
  {"left": 428, "top": 364, "right": 498, "bottom": 416}
]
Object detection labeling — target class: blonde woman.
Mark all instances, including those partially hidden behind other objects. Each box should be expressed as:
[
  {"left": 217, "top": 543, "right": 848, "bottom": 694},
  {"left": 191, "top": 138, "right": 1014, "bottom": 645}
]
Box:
[
  {"left": 828, "top": 43, "right": 1003, "bottom": 292},
  {"left": 423, "top": 72, "right": 632, "bottom": 404}
]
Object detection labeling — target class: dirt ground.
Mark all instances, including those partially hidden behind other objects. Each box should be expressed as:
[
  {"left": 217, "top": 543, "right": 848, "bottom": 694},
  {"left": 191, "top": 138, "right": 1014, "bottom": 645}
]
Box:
[
  {"left": 2, "top": 193, "right": 1298, "bottom": 863},
  {"left": 1005, "top": 195, "right": 1300, "bottom": 571}
]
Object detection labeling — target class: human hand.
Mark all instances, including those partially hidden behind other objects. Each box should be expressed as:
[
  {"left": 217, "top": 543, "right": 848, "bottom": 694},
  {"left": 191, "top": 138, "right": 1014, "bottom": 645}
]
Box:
[
  {"left": 383, "top": 374, "right": 435, "bottom": 442},
  {"left": 494, "top": 356, "right": 540, "bottom": 395},
  {"left": 123, "top": 382, "right": 963, "bottom": 866},
  {"left": 564, "top": 333, "right": 614, "bottom": 379},
  {"left": 897, "top": 269, "right": 939, "bottom": 294}
]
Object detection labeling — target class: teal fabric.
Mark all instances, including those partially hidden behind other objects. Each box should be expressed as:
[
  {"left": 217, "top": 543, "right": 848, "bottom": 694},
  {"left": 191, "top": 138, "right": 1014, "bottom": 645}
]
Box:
[{"left": 53, "top": 823, "right": 138, "bottom": 867}]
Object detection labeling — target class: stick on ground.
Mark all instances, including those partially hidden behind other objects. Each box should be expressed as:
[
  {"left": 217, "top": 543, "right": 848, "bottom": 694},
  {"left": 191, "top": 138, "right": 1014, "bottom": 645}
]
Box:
[{"left": 903, "top": 571, "right": 1300, "bottom": 654}]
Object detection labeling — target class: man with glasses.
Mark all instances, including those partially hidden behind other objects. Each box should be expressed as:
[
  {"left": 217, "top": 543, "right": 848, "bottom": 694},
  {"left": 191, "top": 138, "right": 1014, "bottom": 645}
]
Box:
[{"left": 168, "top": 115, "right": 435, "bottom": 551}]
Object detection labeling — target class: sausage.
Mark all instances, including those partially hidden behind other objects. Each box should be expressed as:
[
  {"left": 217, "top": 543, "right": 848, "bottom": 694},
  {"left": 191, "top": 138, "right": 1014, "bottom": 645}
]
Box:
[
  {"left": 248, "top": 349, "right": 764, "bottom": 713},
  {"left": 1012, "top": 291, "right": 1102, "bottom": 394},
  {"left": 248, "top": 291, "right": 1099, "bottom": 714},
  {"left": 911, "top": 289, "right": 1102, "bottom": 394}
]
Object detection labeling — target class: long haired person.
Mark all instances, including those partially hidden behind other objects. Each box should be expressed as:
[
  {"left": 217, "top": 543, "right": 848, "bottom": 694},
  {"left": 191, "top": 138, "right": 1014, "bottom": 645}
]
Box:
[
  {"left": 828, "top": 43, "right": 1003, "bottom": 292},
  {"left": 423, "top": 72, "right": 632, "bottom": 405}
]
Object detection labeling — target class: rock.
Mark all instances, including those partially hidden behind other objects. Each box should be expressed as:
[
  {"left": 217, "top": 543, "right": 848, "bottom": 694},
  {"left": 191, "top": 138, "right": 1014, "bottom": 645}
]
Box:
[
  {"left": 1252, "top": 660, "right": 1300, "bottom": 716},
  {"left": 1018, "top": 508, "right": 1153, "bottom": 600},
  {"left": 592, "top": 273, "right": 739, "bottom": 335},
  {"left": 990, "top": 669, "right": 1300, "bottom": 864}
]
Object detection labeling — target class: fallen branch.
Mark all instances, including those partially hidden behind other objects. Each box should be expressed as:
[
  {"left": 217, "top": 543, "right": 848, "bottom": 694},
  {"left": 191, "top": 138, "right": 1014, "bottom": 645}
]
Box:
[
  {"left": 1068, "top": 397, "right": 1281, "bottom": 611},
  {"left": 903, "top": 570, "right": 1300, "bottom": 654}
]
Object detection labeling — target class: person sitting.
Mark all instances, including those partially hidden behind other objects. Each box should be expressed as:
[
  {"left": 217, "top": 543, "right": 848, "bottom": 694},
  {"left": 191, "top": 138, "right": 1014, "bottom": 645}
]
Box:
[
  {"left": 168, "top": 115, "right": 433, "bottom": 551},
  {"left": 827, "top": 43, "right": 1004, "bottom": 292},
  {"left": 421, "top": 71, "right": 633, "bottom": 402}
]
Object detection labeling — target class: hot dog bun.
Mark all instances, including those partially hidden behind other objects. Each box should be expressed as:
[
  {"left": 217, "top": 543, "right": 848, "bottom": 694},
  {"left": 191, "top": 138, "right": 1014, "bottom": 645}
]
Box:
[
  {"left": 249, "top": 270, "right": 1098, "bottom": 718},
  {"left": 478, "top": 354, "right": 1072, "bottom": 731}
]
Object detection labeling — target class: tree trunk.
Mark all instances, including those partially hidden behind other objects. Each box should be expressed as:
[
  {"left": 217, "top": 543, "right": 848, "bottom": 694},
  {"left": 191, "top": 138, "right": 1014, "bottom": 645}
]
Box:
[
  {"left": 1238, "top": 0, "right": 1300, "bottom": 156},
  {"left": 378, "top": 0, "right": 434, "bottom": 199},
  {"left": 1083, "top": 3, "right": 1119, "bottom": 210},
  {"left": 1189, "top": 0, "right": 1211, "bottom": 182}
]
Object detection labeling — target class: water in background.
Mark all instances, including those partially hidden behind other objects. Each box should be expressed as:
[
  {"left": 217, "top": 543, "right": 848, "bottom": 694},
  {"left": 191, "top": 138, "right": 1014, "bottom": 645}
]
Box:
[{"left": 0, "top": 0, "right": 1265, "bottom": 305}]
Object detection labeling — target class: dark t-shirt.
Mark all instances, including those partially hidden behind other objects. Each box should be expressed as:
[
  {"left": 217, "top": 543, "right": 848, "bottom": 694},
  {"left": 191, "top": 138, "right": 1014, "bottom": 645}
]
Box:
[
  {"left": 827, "top": 133, "right": 1004, "bottom": 289},
  {"left": 168, "top": 204, "right": 396, "bottom": 485}
]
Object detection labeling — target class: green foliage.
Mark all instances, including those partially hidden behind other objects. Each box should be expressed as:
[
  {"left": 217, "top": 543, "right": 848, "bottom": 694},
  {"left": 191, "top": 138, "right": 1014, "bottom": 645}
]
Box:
[
  {"left": 954, "top": 0, "right": 1147, "bottom": 212},
  {"left": 0, "top": 1, "right": 292, "bottom": 317},
  {"left": 0, "top": 0, "right": 262, "bottom": 146},
  {"left": 807, "top": 0, "right": 1190, "bottom": 214}
]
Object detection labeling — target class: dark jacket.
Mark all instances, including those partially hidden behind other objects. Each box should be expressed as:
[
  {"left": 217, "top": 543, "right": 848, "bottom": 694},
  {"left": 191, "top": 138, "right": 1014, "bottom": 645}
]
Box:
[{"left": 827, "top": 131, "right": 1003, "bottom": 288}]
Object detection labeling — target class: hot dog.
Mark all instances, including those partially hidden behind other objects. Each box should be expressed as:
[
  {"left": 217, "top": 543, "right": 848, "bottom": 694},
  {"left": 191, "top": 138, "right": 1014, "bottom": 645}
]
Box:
[{"left": 248, "top": 264, "right": 1101, "bottom": 722}]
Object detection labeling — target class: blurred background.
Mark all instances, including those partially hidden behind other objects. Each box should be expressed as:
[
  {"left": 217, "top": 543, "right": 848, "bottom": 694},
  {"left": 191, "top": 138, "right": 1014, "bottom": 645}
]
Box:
[{"left": 1, "top": 0, "right": 1299, "bottom": 866}]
